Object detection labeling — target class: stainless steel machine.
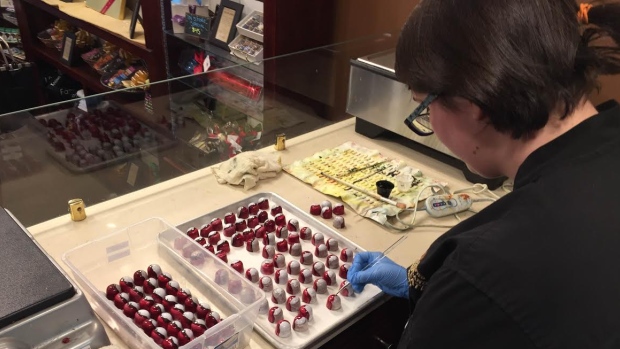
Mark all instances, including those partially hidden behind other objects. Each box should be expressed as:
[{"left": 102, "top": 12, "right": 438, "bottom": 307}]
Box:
[
  {"left": 0, "top": 208, "right": 110, "bottom": 349},
  {"left": 347, "top": 49, "right": 506, "bottom": 189}
]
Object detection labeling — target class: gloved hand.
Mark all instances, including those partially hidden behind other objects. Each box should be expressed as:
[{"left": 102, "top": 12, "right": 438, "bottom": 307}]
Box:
[{"left": 347, "top": 251, "right": 409, "bottom": 298}]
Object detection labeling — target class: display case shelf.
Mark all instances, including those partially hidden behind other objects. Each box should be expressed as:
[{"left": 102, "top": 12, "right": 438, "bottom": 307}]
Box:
[{"left": 165, "top": 31, "right": 264, "bottom": 76}]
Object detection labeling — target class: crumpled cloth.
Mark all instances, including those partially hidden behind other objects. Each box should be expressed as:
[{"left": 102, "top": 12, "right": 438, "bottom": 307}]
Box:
[{"left": 212, "top": 151, "right": 282, "bottom": 190}]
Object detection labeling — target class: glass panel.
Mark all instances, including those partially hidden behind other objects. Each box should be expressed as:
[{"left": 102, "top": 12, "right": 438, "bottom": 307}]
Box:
[{"left": 0, "top": 33, "right": 399, "bottom": 226}]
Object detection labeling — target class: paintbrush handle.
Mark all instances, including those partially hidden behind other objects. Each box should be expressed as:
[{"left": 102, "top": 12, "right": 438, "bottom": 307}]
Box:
[{"left": 321, "top": 172, "right": 406, "bottom": 209}]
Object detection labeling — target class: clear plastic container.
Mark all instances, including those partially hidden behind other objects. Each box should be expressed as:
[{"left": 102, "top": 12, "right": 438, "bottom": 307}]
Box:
[{"left": 63, "top": 217, "right": 264, "bottom": 349}]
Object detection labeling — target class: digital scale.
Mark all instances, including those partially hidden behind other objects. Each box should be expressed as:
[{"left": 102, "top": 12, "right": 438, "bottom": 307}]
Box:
[{"left": 0, "top": 208, "right": 110, "bottom": 349}]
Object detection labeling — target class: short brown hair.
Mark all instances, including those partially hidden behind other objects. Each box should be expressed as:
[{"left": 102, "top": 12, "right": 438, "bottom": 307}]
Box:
[{"left": 395, "top": 0, "right": 620, "bottom": 139}]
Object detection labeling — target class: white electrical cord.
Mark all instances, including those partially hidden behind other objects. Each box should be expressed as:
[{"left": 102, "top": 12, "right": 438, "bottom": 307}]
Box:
[{"left": 386, "top": 182, "right": 501, "bottom": 231}]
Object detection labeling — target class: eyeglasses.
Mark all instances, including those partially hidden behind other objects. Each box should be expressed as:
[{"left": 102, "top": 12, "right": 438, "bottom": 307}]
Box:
[{"left": 404, "top": 94, "right": 437, "bottom": 136}]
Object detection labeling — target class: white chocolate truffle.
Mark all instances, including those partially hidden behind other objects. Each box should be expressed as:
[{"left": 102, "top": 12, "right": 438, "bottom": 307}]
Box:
[
  {"left": 262, "top": 245, "right": 275, "bottom": 259},
  {"left": 275, "top": 269, "right": 288, "bottom": 285},
  {"left": 333, "top": 216, "right": 345, "bottom": 229},
  {"left": 326, "top": 294, "right": 342, "bottom": 310},
  {"left": 276, "top": 319, "right": 291, "bottom": 338},
  {"left": 273, "top": 253, "right": 286, "bottom": 268},
  {"left": 340, "top": 248, "right": 354, "bottom": 262},
  {"left": 299, "top": 269, "right": 313, "bottom": 284},
  {"left": 315, "top": 244, "right": 328, "bottom": 258},
  {"left": 287, "top": 260, "right": 301, "bottom": 275},
  {"left": 320, "top": 200, "right": 332, "bottom": 209},
  {"left": 263, "top": 233, "right": 276, "bottom": 246},
  {"left": 289, "top": 243, "right": 302, "bottom": 257},
  {"left": 312, "top": 233, "right": 325, "bottom": 246},
  {"left": 301, "top": 288, "right": 317, "bottom": 303},
  {"left": 240, "top": 287, "right": 257, "bottom": 304},
  {"left": 313, "top": 278, "right": 328, "bottom": 294},
  {"left": 286, "top": 295, "right": 301, "bottom": 312},
  {"left": 259, "top": 276, "right": 273, "bottom": 292},
  {"left": 268, "top": 306, "right": 283, "bottom": 323},
  {"left": 286, "top": 279, "right": 301, "bottom": 295},
  {"left": 299, "top": 227, "right": 313, "bottom": 240},
  {"left": 323, "top": 270, "right": 337, "bottom": 286},
  {"left": 245, "top": 268, "right": 259, "bottom": 283},
  {"left": 326, "top": 238, "right": 339, "bottom": 251},
  {"left": 312, "top": 261, "right": 326, "bottom": 277},
  {"left": 293, "top": 315, "right": 309, "bottom": 332},
  {"left": 326, "top": 254, "right": 340, "bottom": 269},
  {"left": 339, "top": 280, "right": 355, "bottom": 297},
  {"left": 300, "top": 251, "right": 313, "bottom": 265},
  {"left": 246, "top": 238, "right": 260, "bottom": 252},
  {"left": 298, "top": 304, "right": 313, "bottom": 321},
  {"left": 271, "top": 288, "right": 286, "bottom": 304}
]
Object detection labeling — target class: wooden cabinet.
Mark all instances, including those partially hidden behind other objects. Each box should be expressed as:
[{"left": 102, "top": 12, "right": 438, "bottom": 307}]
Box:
[{"left": 13, "top": 0, "right": 166, "bottom": 97}]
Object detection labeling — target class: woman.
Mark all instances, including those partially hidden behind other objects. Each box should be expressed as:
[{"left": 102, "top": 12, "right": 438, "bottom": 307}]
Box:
[{"left": 348, "top": 1, "right": 620, "bottom": 348}]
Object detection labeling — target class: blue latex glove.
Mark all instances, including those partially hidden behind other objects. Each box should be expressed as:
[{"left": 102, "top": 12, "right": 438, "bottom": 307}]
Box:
[{"left": 347, "top": 251, "right": 409, "bottom": 298}]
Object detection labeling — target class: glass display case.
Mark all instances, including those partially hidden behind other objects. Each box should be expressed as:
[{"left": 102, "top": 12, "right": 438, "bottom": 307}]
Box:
[{"left": 0, "top": 36, "right": 396, "bottom": 227}]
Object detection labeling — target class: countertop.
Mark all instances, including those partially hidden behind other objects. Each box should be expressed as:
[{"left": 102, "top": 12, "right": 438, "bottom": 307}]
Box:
[{"left": 27, "top": 118, "right": 497, "bottom": 348}]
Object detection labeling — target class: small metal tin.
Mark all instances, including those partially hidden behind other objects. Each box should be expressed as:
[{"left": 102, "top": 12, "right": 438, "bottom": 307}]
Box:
[
  {"left": 68, "top": 199, "right": 87, "bottom": 221},
  {"left": 275, "top": 133, "right": 286, "bottom": 151}
]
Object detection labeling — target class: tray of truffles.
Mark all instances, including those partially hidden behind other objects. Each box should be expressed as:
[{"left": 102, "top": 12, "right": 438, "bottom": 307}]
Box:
[
  {"left": 63, "top": 218, "right": 264, "bottom": 349},
  {"left": 31, "top": 101, "right": 176, "bottom": 173},
  {"left": 174, "top": 193, "right": 385, "bottom": 349}
]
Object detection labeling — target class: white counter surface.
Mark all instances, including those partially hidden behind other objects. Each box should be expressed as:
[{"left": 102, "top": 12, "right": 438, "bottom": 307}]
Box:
[{"left": 27, "top": 118, "right": 495, "bottom": 348}]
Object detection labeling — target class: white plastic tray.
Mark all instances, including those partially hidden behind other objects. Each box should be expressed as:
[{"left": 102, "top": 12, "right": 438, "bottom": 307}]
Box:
[
  {"left": 175, "top": 193, "right": 384, "bottom": 349},
  {"left": 63, "top": 217, "right": 264, "bottom": 349},
  {"left": 236, "top": 10, "right": 264, "bottom": 42}
]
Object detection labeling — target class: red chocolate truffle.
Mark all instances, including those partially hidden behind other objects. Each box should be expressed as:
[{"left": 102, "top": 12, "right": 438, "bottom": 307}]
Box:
[
  {"left": 300, "top": 251, "right": 313, "bottom": 265},
  {"left": 224, "top": 212, "right": 236, "bottom": 225},
  {"left": 207, "top": 231, "right": 221, "bottom": 245},
  {"left": 106, "top": 284, "right": 120, "bottom": 300},
  {"left": 259, "top": 276, "right": 273, "bottom": 292},
  {"left": 270, "top": 205, "right": 283, "bottom": 216},
  {"left": 248, "top": 202, "right": 259, "bottom": 215},
  {"left": 276, "top": 239, "right": 289, "bottom": 252},
  {"left": 315, "top": 244, "right": 328, "bottom": 258},
  {"left": 231, "top": 233, "right": 245, "bottom": 247},
  {"left": 293, "top": 315, "right": 309, "bottom": 332},
  {"left": 246, "top": 238, "right": 260, "bottom": 252},
  {"left": 287, "top": 219, "right": 299, "bottom": 232},
  {"left": 245, "top": 267, "right": 259, "bottom": 283},
  {"left": 268, "top": 306, "right": 283, "bottom": 323},
  {"left": 257, "top": 211, "right": 268, "bottom": 223},
  {"left": 133, "top": 270, "right": 148, "bottom": 286},
  {"left": 261, "top": 260, "right": 275, "bottom": 275},
  {"left": 210, "top": 217, "right": 223, "bottom": 231},
  {"left": 286, "top": 295, "right": 301, "bottom": 312},
  {"left": 276, "top": 319, "right": 291, "bottom": 338},
  {"left": 326, "top": 294, "right": 342, "bottom": 310},
  {"left": 235, "top": 218, "right": 247, "bottom": 232},
  {"left": 247, "top": 216, "right": 259, "bottom": 228},
  {"left": 311, "top": 233, "right": 325, "bottom": 247},
  {"left": 298, "top": 304, "right": 313, "bottom": 321},
  {"left": 302, "top": 288, "right": 317, "bottom": 303},
  {"left": 276, "top": 226, "right": 289, "bottom": 239},
  {"left": 230, "top": 260, "right": 244, "bottom": 274},
  {"left": 323, "top": 270, "right": 337, "bottom": 286},
  {"left": 274, "top": 213, "right": 286, "bottom": 227},
  {"left": 258, "top": 197, "right": 269, "bottom": 210},
  {"left": 287, "top": 260, "right": 301, "bottom": 275},
  {"left": 309, "top": 204, "right": 321, "bottom": 216},
  {"left": 271, "top": 288, "right": 286, "bottom": 304},
  {"left": 223, "top": 224, "right": 236, "bottom": 237},
  {"left": 340, "top": 248, "right": 354, "bottom": 262},
  {"left": 187, "top": 227, "right": 199, "bottom": 239},
  {"left": 275, "top": 269, "right": 288, "bottom": 285},
  {"left": 321, "top": 207, "right": 333, "bottom": 219},
  {"left": 262, "top": 245, "right": 275, "bottom": 259},
  {"left": 333, "top": 203, "right": 345, "bottom": 215},
  {"left": 273, "top": 253, "right": 286, "bottom": 268},
  {"left": 286, "top": 279, "right": 301, "bottom": 295},
  {"left": 237, "top": 206, "right": 249, "bottom": 219},
  {"left": 299, "top": 227, "right": 313, "bottom": 240},
  {"left": 312, "top": 261, "right": 326, "bottom": 276},
  {"left": 299, "top": 269, "right": 313, "bottom": 284},
  {"left": 326, "top": 254, "right": 340, "bottom": 269}
]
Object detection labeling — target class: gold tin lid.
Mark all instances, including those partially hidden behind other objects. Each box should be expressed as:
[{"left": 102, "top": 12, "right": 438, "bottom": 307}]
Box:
[
  {"left": 275, "top": 133, "right": 286, "bottom": 151},
  {"left": 68, "top": 199, "right": 87, "bottom": 221}
]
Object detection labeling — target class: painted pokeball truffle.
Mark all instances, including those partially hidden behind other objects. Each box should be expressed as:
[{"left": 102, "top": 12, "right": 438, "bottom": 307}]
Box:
[
  {"left": 245, "top": 268, "right": 259, "bottom": 283},
  {"left": 191, "top": 319, "right": 207, "bottom": 337},
  {"left": 133, "top": 270, "right": 148, "bottom": 286},
  {"left": 248, "top": 202, "right": 259, "bottom": 215},
  {"left": 320, "top": 200, "right": 332, "bottom": 209},
  {"left": 235, "top": 219, "right": 247, "bottom": 232},
  {"left": 312, "top": 261, "right": 326, "bottom": 276},
  {"left": 205, "top": 311, "right": 220, "bottom": 328},
  {"left": 339, "top": 264, "right": 350, "bottom": 279},
  {"left": 259, "top": 276, "right": 273, "bottom": 292},
  {"left": 289, "top": 242, "right": 302, "bottom": 256},
  {"left": 326, "top": 238, "right": 339, "bottom": 251},
  {"left": 339, "top": 280, "right": 355, "bottom": 297},
  {"left": 333, "top": 203, "right": 345, "bottom": 215},
  {"left": 321, "top": 207, "right": 333, "bottom": 219},
  {"left": 237, "top": 206, "right": 249, "bottom": 219},
  {"left": 210, "top": 217, "right": 223, "bottom": 231},
  {"left": 255, "top": 226, "right": 267, "bottom": 239},
  {"left": 323, "top": 270, "right": 337, "bottom": 286},
  {"left": 187, "top": 227, "right": 199, "bottom": 239},
  {"left": 271, "top": 288, "right": 286, "bottom": 304},
  {"left": 243, "top": 228, "right": 256, "bottom": 241},
  {"left": 276, "top": 226, "right": 289, "bottom": 240},
  {"left": 274, "top": 213, "right": 286, "bottom": 227},
  {"left": 326, "top": 294, "right": 342, "bottom": 310},
  {"left": 273, "top": 253, "right": 286, "bottom": 268},
  {"left": 293, "top": 315, "right": 309, "bottom": 332},
  {"left": 275, "top": 269, "right": 288, "bottom": 285},
  {"left": 333, "top": 216, "right": 345, "bottom": 229},
  {"left": 207, "top": 231, "right": 221, "bottom": 245},
  {"left": 270, "top": 205, "right": 283, "bottom": 216},
  {"left": 224, "top": 212, "right": 236, "bottom": 225},
  {"left": 326, "top": 254, "right": 340, "bottom": 269},
  {"left": 114, "top": 292, "right": 129, "bottom": 309},
  {"left": 313, "top": 278, "right": 328, "bottom": 294},
  {"left": 230, "top": 260, "right": 244, "bottom": 274},
  {"left": 257, "top": 211, "right": 268, "bottom": 223},
  {"left": 286, "top": 296, "right": 301, "bottom": 312},
  {"left": 315, "top": 244, "right": 328, "bottom": 258},
  {"left": 147, "top": 264, "right": 162, "bottom": 278},
  {"left": 340, "top": 248, "right": 354, "bottom": 262},
  {"left": 298, "top": 304, "right": 313, "bottom": 321},
  {"left": 246, "top": 238, "right": 260, "bottom": 252},
  {"left": 106, "top": 284, "right": 120, "bottom": 300},
  {"left": 287, "top": 260, "right": 301, "bottom": 275},
  {"left": 299, "top": 227, "right": 313, "bottom": 240},
  {"left": 287, "top": 219, "right": 299, "bottom": 232},
  {"left": 302, "top": 288, "right": 317, "bottom": 303},
  {"left": 268, "top": 306, "right": 283, "bottom": 323},
  {"left": 258, "top": 197, "right": 269, "bottom": 210},
  {"left": 288, "top": 232, "right": 300, "bottom": 244},
  {"left": 300, "top": 251, "right": 313, "bottom": 265},
  {"left": 276, "top": 239, "right": 288, "bottom": 252},
  {"left": 223, "top": 224, "right": 236, "bottom": 237},
  {"left": 276, "top": 319, "right": 291, "bottom": 338},
  {"left": 312, "top": 233, "right": 325, "bottom": 246},
  {"left": 247, "top": 216, "right": 259, "bottom": 228},
  {"left": 263, "top": 232, "right": 276, "bottom": 246},
  {"left": 262, "top": 245, "right": 276, "bottom": 259},
  {"left": 299, "top": 269, "right": 313, "bottom": 284},
  {"left": 261, "top": 260, "right": 275, "bottom": 275},
  {"left": 231, "top": 233, "right": 245, "bottom": 247},
  {"left": 309, "top": 204, "right": 321, "bottom": 216},
  {"left": 119, "top": 276, "right": 134, "bottom": 293},
  {"left": 286, "top": 279, "right": 301, "bottom": 295},
  {"left": 264, "top": 219, "right": 276, "bottom": 232}
]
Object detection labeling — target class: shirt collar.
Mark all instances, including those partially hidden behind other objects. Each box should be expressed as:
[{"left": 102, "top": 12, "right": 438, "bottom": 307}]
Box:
[{"left": 514, "top": 100, "right": 620, "bottom": 189}]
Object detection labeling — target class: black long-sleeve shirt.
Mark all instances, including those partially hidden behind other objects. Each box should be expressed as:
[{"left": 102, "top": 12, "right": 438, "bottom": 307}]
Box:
[{"left": 398, "top": 100, "right": 620, "bottom": 349}]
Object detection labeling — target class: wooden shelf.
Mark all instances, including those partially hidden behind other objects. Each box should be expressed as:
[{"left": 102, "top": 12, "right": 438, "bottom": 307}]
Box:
[
  {"left": 19, "top": 0, "right": 150, "bottom": 58},
  {"left": 30, "top": 42, "right": 109, "bottom": 94}
]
